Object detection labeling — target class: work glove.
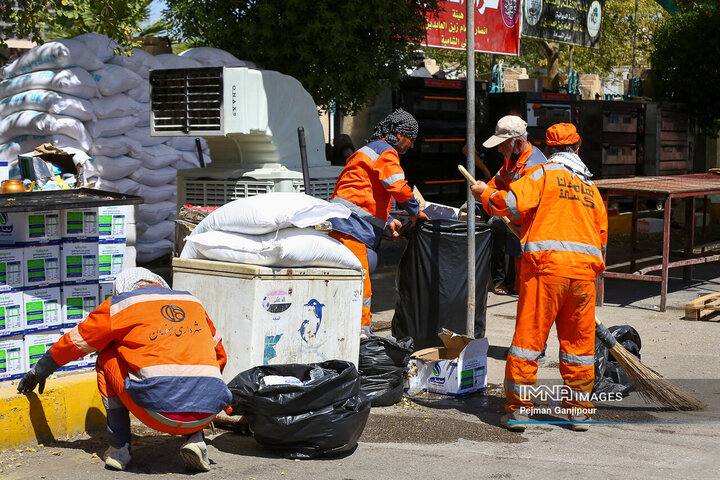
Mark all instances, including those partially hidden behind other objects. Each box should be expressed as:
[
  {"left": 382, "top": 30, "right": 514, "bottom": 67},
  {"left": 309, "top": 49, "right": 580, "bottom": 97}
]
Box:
[{"left": 17, "top": 366, "right": 47, "bottom": 395}]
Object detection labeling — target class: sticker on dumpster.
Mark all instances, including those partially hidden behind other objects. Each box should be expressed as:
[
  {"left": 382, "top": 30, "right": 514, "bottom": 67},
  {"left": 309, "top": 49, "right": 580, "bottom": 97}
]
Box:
[
  {"left": 299, "top": 299, "right": 324, "bottom": 344},
  {"left": 264, "top": 334, "right": 282, "bottom": 365},
  {"left": 262, "top": 290, "right": 292, "bottom": 313}
]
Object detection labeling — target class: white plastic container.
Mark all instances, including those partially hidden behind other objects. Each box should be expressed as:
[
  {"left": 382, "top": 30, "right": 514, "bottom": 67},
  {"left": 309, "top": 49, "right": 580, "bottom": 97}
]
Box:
[
  {"left": 0, "top": 335, "right": 24, "bottom": 380},
  {"left": 172, "top": 258, "right": 363, "bottom": 382}
]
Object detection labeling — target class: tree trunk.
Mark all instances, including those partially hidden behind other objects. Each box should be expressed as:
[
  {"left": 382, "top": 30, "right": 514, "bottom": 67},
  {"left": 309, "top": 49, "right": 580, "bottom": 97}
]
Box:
[{"left": 540, "top": 40, "right": 561, "bottom": 91}]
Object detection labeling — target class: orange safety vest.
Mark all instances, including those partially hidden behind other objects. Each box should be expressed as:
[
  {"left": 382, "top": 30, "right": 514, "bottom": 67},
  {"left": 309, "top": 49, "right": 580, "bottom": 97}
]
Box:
[{"left": 481, "top": 162, "right": 608, "bottom": 281}]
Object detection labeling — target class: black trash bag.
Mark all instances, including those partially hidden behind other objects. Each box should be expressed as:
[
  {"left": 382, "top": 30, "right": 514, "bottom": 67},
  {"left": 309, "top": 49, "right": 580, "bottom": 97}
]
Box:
[
  {"left": 358, "top": 336, "right": 413, "bottom": 406},
  {"left": 392, "top": 219, "right": 492, "bottom": 349},
  {"left": 593, "top": 325, "right": 642, "bottom": 396},
  {"left": 227, "top": 360, "right": 370, "bottom": 459}
]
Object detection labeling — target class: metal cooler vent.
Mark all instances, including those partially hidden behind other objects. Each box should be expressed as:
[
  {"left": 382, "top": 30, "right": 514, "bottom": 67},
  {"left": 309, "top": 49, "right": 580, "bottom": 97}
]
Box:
[{"left": 150, "top": 67, "right": 223, "bottom": 134}]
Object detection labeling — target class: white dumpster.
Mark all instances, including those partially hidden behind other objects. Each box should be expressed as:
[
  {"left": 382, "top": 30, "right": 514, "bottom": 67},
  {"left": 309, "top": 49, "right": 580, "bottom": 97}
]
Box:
[{"left": 172, "top": 258, "right": 363, "bottom": 381}]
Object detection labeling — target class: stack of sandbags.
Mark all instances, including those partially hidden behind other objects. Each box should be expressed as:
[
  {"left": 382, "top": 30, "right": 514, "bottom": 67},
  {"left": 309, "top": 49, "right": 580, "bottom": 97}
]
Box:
[{"left": 180, "top": 193, "right": 361, "bottom": 270}]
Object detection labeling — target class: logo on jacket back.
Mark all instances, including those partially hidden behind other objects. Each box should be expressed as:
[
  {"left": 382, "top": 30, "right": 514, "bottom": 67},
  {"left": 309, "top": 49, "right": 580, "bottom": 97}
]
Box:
[{"left": 161, "top": 304, "right": 186, "bottom": 322}]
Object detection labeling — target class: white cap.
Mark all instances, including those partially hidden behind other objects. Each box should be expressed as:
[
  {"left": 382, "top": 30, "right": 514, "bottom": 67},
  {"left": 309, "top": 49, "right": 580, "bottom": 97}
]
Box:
[{"left": 482, "top": 115, "right": 528, "bottom": 148}]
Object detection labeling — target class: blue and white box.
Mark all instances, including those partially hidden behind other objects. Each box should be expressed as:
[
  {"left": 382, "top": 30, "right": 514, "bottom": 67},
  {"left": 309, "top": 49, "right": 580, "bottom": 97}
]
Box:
[
  {"left": 60, "top": 241, "right": 98, "bottom": 284},
  {"left": 62, "top": 282, "right": 99, "bottom": 327},
  {"left": 97, "top": 206, "right": 130, "bottom": 241},
  {"left": 0, "top": 248, "right": 24, "bottom": 292},
  {"left": 23, "top": 330, "right": 62, "bottom": 371},
  {"left": 0, "top": 211, "right": 61, "bottom": 246},
  {"left": 0, "top": 290, "right": 23, "bottom": 337},
  {"left": 23, "top": 244, "right": 61, "bottom": 287},
  {"left": 0, "top": 335, "right": 24, "bottom": 380},
  {"left": 61, "top": 208, "right": 99, "bottom": 241},
  {"left": 23, "top": 286, "right": 62, "bottom": 332},
  {"left": 98, "top": 241, "right": 126, "bottom": 280}
]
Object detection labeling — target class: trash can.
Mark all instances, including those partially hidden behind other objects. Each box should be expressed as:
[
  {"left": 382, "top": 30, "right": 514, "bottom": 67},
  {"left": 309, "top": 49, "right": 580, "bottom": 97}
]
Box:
[{"left": 392, "top": 219, "right": 492, "bottom": 350}]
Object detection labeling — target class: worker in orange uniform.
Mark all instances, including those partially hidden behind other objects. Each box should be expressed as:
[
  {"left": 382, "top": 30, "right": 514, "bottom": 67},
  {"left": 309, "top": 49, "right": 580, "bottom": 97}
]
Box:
[
  {"left": 17, "top": 268, "right": 232, "bottom": 472},
  {"left": 481, "top": 115, "right": 547, "bottom": 296},
  {"left": 471, "top": 123, "right": 607, "bottom": 432},
  {"left": 329, "top": 108, "right": 428, "bottom": 337}
]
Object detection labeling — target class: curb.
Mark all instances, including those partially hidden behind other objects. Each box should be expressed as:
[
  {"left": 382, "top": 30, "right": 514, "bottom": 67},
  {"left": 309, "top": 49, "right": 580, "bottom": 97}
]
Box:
[{"left": 0, "top": 372, "right": 106, "bottom": 449}]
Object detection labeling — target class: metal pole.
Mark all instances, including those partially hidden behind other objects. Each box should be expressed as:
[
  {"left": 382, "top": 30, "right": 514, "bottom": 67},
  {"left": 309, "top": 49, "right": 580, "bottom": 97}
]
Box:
[
  {"left": 568, "top": 45, "right": 574, "bottom": 76},
  {"left": 631, "top": 0, "right": 639, "bottom": 79},
  {"left": 297, "top": 127, "right": 312, "bottom": 195},
  {"left": 466, "top": 0, "right": 476, "bottom": 338}
]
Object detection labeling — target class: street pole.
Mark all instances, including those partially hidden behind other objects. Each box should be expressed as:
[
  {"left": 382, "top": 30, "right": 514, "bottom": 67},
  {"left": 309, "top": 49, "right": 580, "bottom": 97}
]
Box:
[
  {"left": 466, "top": 0, "right": 476, "bottom": 338},
  {"left": 631, "top": 0, "right": 639, "bottom": 80}
]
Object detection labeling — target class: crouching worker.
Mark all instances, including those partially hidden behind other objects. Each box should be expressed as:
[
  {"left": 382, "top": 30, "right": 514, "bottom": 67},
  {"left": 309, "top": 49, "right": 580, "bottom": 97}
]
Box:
[{"left": 17, "top": 268, "right": 232, "bottom": 472}]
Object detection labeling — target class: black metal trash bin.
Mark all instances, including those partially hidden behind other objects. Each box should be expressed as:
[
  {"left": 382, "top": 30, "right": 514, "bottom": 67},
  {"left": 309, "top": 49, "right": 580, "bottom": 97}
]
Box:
[{"left": 391, "top": 219, "right": 492, "bottom": 350}]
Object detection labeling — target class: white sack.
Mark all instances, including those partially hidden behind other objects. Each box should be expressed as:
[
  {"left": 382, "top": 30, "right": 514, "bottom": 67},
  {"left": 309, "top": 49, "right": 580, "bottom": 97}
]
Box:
[
  {"left": 89, "top": 64, "right": 143, "bottom": 96},
  {"left": 72, "top": 33, "right": 118, "bottom": 62},
  {"left": 165, "top": 136, "right": 208, "bottom": 151},
  {"left": 138, "top": 201, "right": 176, "bottom": 224},
  {"left": 133, "top": 108, "right": 150, "bottom": 127},
  {"left": 126, "top": 81, "right": 150, "bottom": 102},
  {"left": 1, "top": 39, "right": 104, "bottom": 79},
  {"left": 135, "top": 183, "right": 176, "bottom": 203},
  {"left": 173, "top": 149, "right": 211, "bottom": 169},
  {"left": 89, "top": 135, "right": 142, "bottom": 157},
  {"left": 91, "top": 93, "right": 142, "bottom": 119},
  {"left": 93, "top": 177, "right": 141, "bottom": 195},
  {"left": 124, "top": 126, "right": 166, "bottom": 146},
  {"left": 107, "top": 49, "right": 163, "bottom": 79},
  {"left": 129, "top": 165, "right": 177, "bottom": 186},
  {"left": 0, "top": 111, "right": 92, "bottom": 149},
  {"left": 83, "top": 155, "right": 142, "bottom": 181},
  {"left": 178, "top": 48, "right": 255, "bottom": 68},
  {"left": 0, "top": 89, "right": 94, "bottom": 121},
  {"left": 135, "top": 239, "right": 173, "bottom": 263},
  {"left": 191, "top": 192, "right": 352, "bottom": 236},
  {"left": 86, "top": 116, "right": 138, "bottom": 138},
  {"left": 183, "top": 228, "right": 362, "bottom": 270},
  {"left": 133, "top": 143, "right": 180, "bottom": 169},
  {"left": 0, "top": 68, "right": 98, "bottom": 99},
  {"left": 136, "top": 220, "right": 175, "bottom": 243},
  {"left": 154, "top": 54, "right": 203, "bottom": 69}
]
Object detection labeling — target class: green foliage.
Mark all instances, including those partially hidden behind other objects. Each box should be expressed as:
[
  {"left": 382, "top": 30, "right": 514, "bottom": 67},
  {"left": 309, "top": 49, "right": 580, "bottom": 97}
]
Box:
[
  {"left": 650, "top": 6, "right": 720, "bottom": 134},
  {"left": 164, "top": 0, "right": 442, "bottom": 115},
  {"left": 0, "top": 0, "right": 154, "bottom": 53}
]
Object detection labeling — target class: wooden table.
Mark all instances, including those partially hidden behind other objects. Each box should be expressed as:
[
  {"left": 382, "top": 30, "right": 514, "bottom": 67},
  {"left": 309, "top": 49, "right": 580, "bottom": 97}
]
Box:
[{"left": 595, "top": 174, "right": 720, "bottom": 311}]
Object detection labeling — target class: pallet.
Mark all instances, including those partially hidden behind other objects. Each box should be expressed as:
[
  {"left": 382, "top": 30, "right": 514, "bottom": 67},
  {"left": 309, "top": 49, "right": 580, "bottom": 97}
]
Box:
[{"left": 684, "top": 292, "right": 720, "bottom": 320}]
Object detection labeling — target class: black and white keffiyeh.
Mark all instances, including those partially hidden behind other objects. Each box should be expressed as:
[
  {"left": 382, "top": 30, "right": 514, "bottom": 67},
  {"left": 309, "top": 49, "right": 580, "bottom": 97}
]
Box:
[
  {"left": 548, "top": 152, "right": 594, "bottom": 182},
  {"left": 369, "top": 108, "right": 419, "bottom": 147}
]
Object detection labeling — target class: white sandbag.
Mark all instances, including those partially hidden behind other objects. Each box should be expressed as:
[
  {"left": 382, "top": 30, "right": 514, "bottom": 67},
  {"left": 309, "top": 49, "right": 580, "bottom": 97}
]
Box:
[
  {"left": 124, "top": 126, "right": 166, "bottom": 146},
  {"left": 129, "top": 165, "right": 177, "bottom": 186},
  {"left": 133, "top": 143, "right": 180, "bottom": 169},
  {"left": 83, "top": 155, "right": 142, "bottom": 181},
  {"left": 93, "top": 177, "right": 141, "bottom": 195},
  {"left": 133, "top": 108, "right": 150, "bottom": 127},
  {"left": 154, "top": 54, "right": 203, "bottom": 69},
  {"left": 165, "top": 136, "right": 208, "bottom": 151},
  {"left": 0, "top": 111, "right": 92, "bottom": 149},
  {"left": 136, "top": 182, "right": 176, "bottom": 203},
  {"left": 89, "top": 135, "right": 142, "bottom": 157},
  {"left": 1, "top": 134, "right": 84, "bottom": 167},
  {"left": 136, "top": 220, "right": 175, "bottom": 243},
  {"left": 126, "top": 81, "right": 150, "bottom": 102},
  {"left": 183, "top": 228, "right": 361, "bottom": 270},
  {"left": 91, "top": 93, "right": 142, "bottom": 119},
  {"left": 138, "top": 201, "right": 176, "bottom": 224},
  {"left": 191, "top": 192, "right": 352, "bottom": 236},
  {"left": 0, "top": 89, "right": 94, "bottom": 121},
  {"left": 173, "top": 149, "right": 212, "bottom": 170},
  {"left": 178, "top": 47, "right": 256, "bottom": 68},
  {"left": 72, "top": 33, "right": 118, "bottom": 62},
  {"left": 89, "top": 64, "right": 143, "bottom": 96},
  {"left": 0, "top": 68, "right": 98, "bottom": 99},
  {"left": 135, "top": 238, "right": 173, "bottom": 263},
  {"left": 86, "top": 116, "right": 138, "bottom": 138},
  {"left": 107, "top": 49, "right": 163, "bottom": 79},
  {"left": 1, "top": 39, "right": 104, "bottom": 79}
]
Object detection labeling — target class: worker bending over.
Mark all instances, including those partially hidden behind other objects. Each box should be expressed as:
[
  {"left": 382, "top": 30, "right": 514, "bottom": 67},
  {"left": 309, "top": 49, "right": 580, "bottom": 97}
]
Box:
[
  {"left": 471, "top": 123, "right": 607, "bottom": 432},
  {"left": 18, "top": 268, "right": 232, "bottom": 472},
  {"left": 329, "top": 108, "right": 428, "bottom": 337}
]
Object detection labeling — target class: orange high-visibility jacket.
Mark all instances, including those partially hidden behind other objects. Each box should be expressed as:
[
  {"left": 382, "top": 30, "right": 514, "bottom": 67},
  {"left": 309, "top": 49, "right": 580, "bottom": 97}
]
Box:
[
  {"left": 481, "top": 162, "right": 608, "bottom": 280},
  {"left": 330, "top": 140, "right": 419, "bottom": 249},
  {"left": 48, "top": 283, "right": 231, "bottom": 414}
]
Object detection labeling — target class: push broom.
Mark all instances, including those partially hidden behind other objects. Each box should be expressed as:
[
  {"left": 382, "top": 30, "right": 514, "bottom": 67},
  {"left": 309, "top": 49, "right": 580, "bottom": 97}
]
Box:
[{"left": 457, "top": 164, "right": 705, "bottom": 411}]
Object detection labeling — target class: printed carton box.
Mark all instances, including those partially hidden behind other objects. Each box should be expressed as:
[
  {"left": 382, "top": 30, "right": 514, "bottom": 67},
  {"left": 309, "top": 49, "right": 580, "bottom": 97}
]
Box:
[
  {"left": 23, "top": 286, "right": 62, "bottom": 332},
  {"left": 60, "top": 327, "right": 97, "bottom": 370},
  {"left": 23, "top": 244, "right": 60, "bottom": 287},
  {"left": 62, "top": 283, "right": 99, "bottom": 327},
  {"left": 98, "top": 241, "right": 126, "bottom": 281},
  {"left": 0, "top": 247, "right": 24, "bottom": 292},
  {"left": 23, "top": 330, "right": 62, "bottom": 371},
  {"left": 99, "top": 280, "right": 113, "bottom": 303},
  {"left": 0, "top": 211, "right": 61, "bottom": 246},
  {"left": 408, "top": 329, "right": 488, "bottom": 396},
  {"left": 0, "top": 290, "right": 24, "bottom": 337},
  {"left": 97, "top": 206, "right": 130, "bottom": 241},
  {"left": 61, "top": 208, "right": 99, "bottom": 241},
  {"left": 60, "top": 241, "right": 98, "bottom": 284},
  {"left": 0, "top": 335, "right": 24, "bottom": 380}
]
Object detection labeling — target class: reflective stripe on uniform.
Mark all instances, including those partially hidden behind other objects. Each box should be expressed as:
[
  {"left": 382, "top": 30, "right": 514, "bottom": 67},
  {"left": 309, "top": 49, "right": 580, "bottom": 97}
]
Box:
[
  {"left": 102, "top": 396, "right": 126, "bottom": 410},
  {"left": 69, "top": 325, "right": 96, "bottom": 354},
  {"left": 110, "top": 293, "right": 202, "bottom": 317},
  {"left": 357, "top": 145, "right": 380, "bottom": 162},
  {"left": 144, "top": 409, "right": 215, "bottom": 429},
  {"left": 503, "top": 379, "right": 526, "bottom": 396},
  {"left": 381, "top": 173, "right": 405, "bottom": 188},
  {"left": 522, "top": 240, "right": 603, "bottom": 260},
  {"left": 506, "top": 191, "right": 520, "bottom": 220},
  {"left": 508, "top": 345, "right": 543, "bottom": 361},
  {"left": 331, "top": 197, "right": 387, "bottom": 229},
  {"left": 508, "top": 171, "right": 521, "bottom": 181},
  {"left": 135, "top": 364, "right": 223, "bottom": 380},
  {"left": 494, "top": 173, "right": 507, "bottom": 188},
  {"left": 559, "top": 352, "right": 595, "bottom": 366},
  {"left": 530, "top": 168, "right": 546, "bottom": 181},
  {"left": 213, "top": 332, "right": 221, "bottom": 346},
  {"left": 362, "top": 298, "right": 372, "bottom": 307}
]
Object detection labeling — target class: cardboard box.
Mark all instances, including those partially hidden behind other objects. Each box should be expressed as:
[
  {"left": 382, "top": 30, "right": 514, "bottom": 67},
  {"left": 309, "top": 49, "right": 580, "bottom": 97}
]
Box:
[
  {"left": 97, "top": 205, "right": 130, "bottom": 241},
  {"left": 23, "top": 244, "right": 60, "bottom": 287},
  {"left": 0, "top": 211, "right": 61, "bottom": 246},
  {"left": 637, "top": 217, "right": 664, "bottom": 234},
  {"left": 24, "top": 330, "right": 62, "bottom": 371},
  {"left": 408, "top": 329, "right": 488, "bottom": 396},
  {"left": 59, "top": 327, "right": 96, "bottom": 370},
  {"left": 424, "top": 202, "right": 460, "bottom": 220},
  {"left": 0, "top": 290, "right": 24, "bottom": 338},
  {"left": 61, "top": 208, "right": 99, "bottom": 241},
  {"left": 0, "top": 335, "right": 24, "bottom": 380},
  {"left": 98, "top": 241, "right": 126, "bottom": 281},
  {"left": 99, "top": 280, "right": 113, "bottom": 303},
  {"left": 23, "top": 286, "right": 62, "bottom": 332},
  {"left": 60, "top": 241, "right": 98, "bottom": 284},
  {"left": 62, "top": 283, "right": 99, "bottom": 327},
  {"left": 0, "top": 248, "right": 24, "bottom": 292}
]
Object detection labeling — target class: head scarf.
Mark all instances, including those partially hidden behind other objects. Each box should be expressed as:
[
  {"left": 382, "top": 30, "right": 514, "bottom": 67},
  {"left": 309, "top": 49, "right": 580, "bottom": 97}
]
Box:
[
  {"left": 113, "top": 267, "right": 170, "bottom": 295},
  {"left": 369, "top": 108, "right": 418, "bottom": 147}
]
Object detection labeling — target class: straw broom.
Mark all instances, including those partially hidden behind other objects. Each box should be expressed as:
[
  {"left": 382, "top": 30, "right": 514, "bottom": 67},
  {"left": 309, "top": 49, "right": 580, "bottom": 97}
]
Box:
[{"left": 458, "top": 164, "right": 705, "bottom": 411}]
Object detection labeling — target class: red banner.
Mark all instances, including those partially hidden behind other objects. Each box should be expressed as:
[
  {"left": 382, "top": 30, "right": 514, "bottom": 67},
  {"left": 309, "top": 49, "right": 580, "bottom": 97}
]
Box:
[{"left": 424, "top": 0, "right": 521, "bottom": 56}]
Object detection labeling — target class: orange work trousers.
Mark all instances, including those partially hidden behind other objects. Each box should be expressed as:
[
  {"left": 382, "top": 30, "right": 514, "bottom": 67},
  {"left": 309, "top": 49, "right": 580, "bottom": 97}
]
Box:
[
  {"left": 504, "top": 271, "right": 596, "bottom": 414},
  {"left": 96, "top": 344, "right": 215, "bottom": 436},
  {"left": 329, "top": 231, "right": 371, "bottom": 327}
]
